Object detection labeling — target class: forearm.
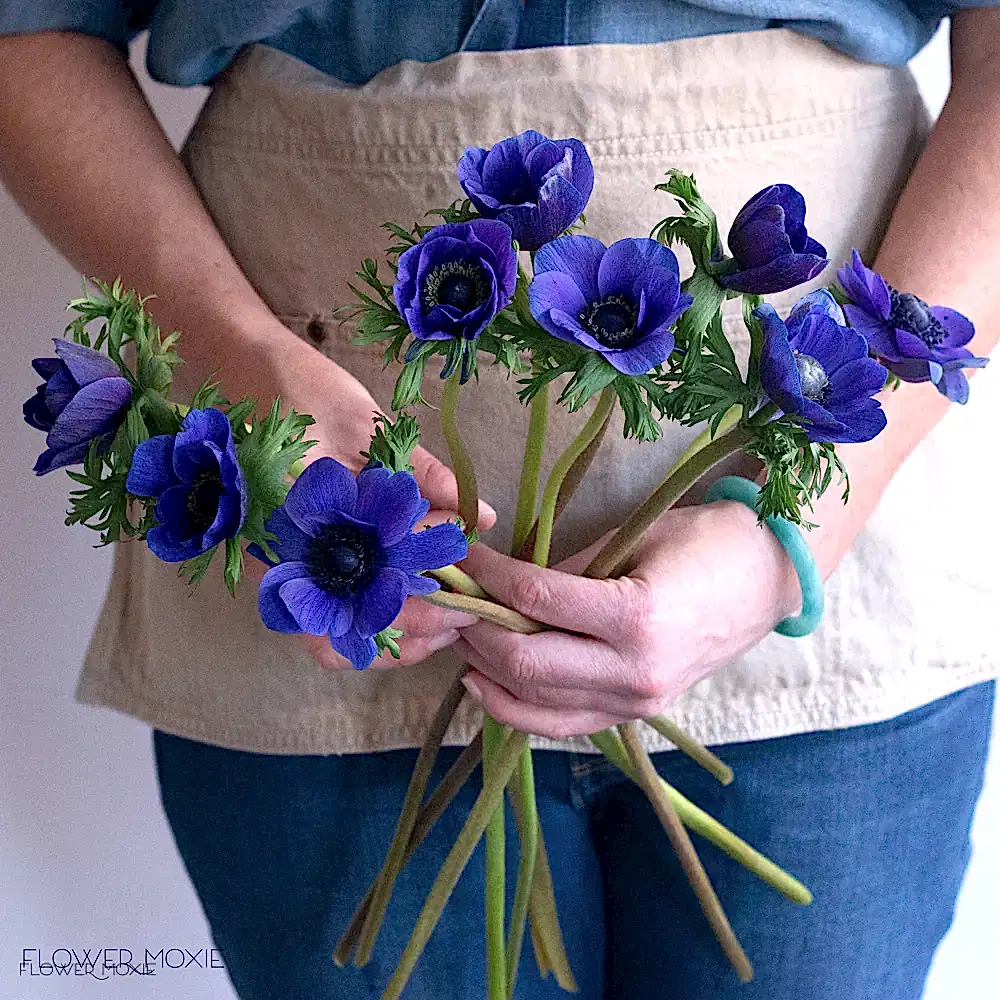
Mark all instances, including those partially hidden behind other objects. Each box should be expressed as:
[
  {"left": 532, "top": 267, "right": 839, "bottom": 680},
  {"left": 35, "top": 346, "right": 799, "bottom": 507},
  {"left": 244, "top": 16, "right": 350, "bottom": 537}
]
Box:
[
  {"left": 802, "top": 11, "right": 1000, "bottom": 579},
  {"left": 0, "top": 31, "right": 327, "bottom": 401}
]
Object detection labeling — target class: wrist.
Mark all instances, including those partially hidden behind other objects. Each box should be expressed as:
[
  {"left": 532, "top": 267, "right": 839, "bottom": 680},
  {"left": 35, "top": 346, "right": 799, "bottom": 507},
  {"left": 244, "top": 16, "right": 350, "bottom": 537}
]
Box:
[{"left": 710, "top": 500, "right": 804, "bottom": 629}]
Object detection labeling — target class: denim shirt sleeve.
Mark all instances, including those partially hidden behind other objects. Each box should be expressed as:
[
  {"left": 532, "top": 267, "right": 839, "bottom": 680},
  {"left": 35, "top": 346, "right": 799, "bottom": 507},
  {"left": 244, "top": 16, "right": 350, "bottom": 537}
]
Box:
[{"left": 0, "top": 1, "right": 152, "bottom": 46}]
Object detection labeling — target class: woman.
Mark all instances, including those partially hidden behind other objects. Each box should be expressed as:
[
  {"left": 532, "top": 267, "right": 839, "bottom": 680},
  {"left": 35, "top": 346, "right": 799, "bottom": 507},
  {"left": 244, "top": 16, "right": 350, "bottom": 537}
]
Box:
[{"left": 1, "top": 3, "right": 996, "bottom": 998}]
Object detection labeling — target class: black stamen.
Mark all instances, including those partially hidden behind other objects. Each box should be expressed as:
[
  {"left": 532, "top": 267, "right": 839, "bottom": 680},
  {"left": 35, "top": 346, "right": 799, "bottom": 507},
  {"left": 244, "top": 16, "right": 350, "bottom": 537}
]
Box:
[
  {"left": 580, "top": 295, "right": 640, "bottom": 349},
  {"left": 890, "top": 289, "right": 946, "bottom": 348},
  {"left": 306, "top": 524, "right": 378, "bottom": 596},
  {"left": 423, "top": 261, "right": 489, "bottom": 314},
  {"left": 186, "top": 469, "right": 223, "bottom": 534}
]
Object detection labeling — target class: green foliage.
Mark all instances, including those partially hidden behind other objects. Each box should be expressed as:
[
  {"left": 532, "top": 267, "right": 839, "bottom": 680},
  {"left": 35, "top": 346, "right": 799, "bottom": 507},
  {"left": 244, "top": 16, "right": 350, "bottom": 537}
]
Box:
[
  {"left": 651, "top": 170, "right": 723, "bottom": 271},
  {"left": 234, "top": 399, "right": 317, "bottom": 575},
  {"left": 747, "top": 420, "right": 849, "bottom": 528},
  {"left": 374, "top": 626, "right": 405, "bottom": 660},
  {"left": 362, "top": 412, "right": 421, "bottom": 473}
]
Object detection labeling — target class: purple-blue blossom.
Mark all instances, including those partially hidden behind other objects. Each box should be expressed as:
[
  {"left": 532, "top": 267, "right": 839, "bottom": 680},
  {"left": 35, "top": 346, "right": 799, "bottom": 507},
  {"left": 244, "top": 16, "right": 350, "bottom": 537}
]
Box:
[
  {"left": 457, "top": 130, "right": 594, "bottom": 251},
  {"left": 23, "top": 339, "right": 132, "bottom": 475},
  {"left": 718, "top": 184, "right": 828, "bottom": 295},
  {"left": 394, "top": 220, "right": 517, "bottom": 349},
  {"left": 126, "top": 408, "right": 247, "bottom": 562},
  {"left": 837, "top": 250, "right": 988, "bottom": 404},
  {"left": 256, "top": 458, "right": 468, "bottom": 670},
  {"left": 528, "top": 235, "right": 692, "bottom": 375},
  {"left": 758, "top": 290, "right": 888, "bottom": 444}
]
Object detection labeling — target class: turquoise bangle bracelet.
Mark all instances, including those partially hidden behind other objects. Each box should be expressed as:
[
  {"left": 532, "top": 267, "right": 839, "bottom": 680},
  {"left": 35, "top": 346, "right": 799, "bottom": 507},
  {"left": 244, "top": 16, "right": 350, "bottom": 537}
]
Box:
[{"left": 702, "top": 476, "right": 824, "bottom": 638}]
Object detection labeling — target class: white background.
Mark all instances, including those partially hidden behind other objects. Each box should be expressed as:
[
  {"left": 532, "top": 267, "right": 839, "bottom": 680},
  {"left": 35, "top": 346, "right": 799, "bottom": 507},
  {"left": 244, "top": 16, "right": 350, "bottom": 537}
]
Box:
[{"left": 1, "top": 24, "right": 996, "bottom": 1000}]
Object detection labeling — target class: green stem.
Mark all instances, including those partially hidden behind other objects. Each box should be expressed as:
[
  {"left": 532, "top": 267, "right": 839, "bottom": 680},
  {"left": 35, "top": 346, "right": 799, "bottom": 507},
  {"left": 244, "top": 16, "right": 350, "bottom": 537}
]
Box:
[
  {"left": 421, "top": 590, "right": 545, "bottom": 634},
  {"left": 643, "top": 716, "right": 734, "bottom": 786},
  {"left": 516, "top": 394, "right": 613, "bottom": 561},
  {"left": 584, "top": 422, "right": 755, "bottom": 580},
  {"left": 483, "top": 718, "right": 508, "bottom": 1000},
  {"left": 348, "top": 674, "right": 468, "bottom": 967},
  {"left": 619, "top": 723, "right": 753, "bottom": 983},
  {"left": 428, "top": 564, "right": 488, "bottom": 599},
  {"left": 505, "top": 747, "right": 538, "bottom": 998},
  {"left": 511, "top": 386, "right": 550, "bottom": 556},
  {"left": 334, "top": 732, "right": 484, "bottom": 967},
  {"left": 533, "top": 387, "right": 617, "bottom": 568},
  {"left": 381, "top": 731, "right": 530, "bottom": 1000},
  {"left": 589, "top": 730, "right": 812, "bottom": 906},
  {"left": 441, "top": 369, "right": 480, "bottom": 535}
]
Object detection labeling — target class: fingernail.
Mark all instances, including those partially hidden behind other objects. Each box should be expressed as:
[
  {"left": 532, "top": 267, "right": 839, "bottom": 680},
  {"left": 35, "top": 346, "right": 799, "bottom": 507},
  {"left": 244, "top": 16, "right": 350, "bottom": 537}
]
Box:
[
  {"left": 461, "top": 675, "right": 484, "bottom": 701},
  {"left": 441, "top": 611, "right": 479, "bottom": 629},
  {"left": 426, "top": 629, "right": 460, "bottom": 654}
]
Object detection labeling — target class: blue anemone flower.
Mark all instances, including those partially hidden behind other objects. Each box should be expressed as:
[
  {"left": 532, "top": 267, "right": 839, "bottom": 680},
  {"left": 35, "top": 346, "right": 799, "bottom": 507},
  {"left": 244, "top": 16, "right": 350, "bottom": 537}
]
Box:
[
  {"left": 758, "top": 291, "right": 888, "bottom": 444},
  {"left": 718, "top": 184, "right": 828, "bottom": 295},
  {"left": 528, "top": 235, "right": 692, "bottom": 375},
  {"left": 837, "top": 250, "right": 988, "bottom": 404},
  {"left": 393, "top": 220, "right": 517, "bottom": 348},
  {"left": 457, "top": 130, "right": 594, "bottom": 251},
  {"left": 257, "top": 458, "right": 469, "bottom": 670},
  {"left": 126, "top": 408, "right": 248, "bottom": 562},
  {"left": 23, "top": 339, "right": 132, "bottom": 475}
]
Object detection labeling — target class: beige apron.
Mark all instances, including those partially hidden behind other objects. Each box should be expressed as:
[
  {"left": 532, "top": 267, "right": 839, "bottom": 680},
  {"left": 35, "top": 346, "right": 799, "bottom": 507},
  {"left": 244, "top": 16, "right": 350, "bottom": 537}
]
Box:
[{"left": 77, "top": 29, "right": 1000, "bottom": 754}]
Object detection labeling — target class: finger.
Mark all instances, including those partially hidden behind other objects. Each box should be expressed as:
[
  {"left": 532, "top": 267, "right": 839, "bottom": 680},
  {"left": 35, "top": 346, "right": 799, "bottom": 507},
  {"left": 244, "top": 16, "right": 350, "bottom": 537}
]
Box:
[
  {"left": 393, "top": 595, "right": 478, "bottom": 638},
  {"left": 301, "top": 628, "right": 461, "bottom": 670},
  {"left": 461, "top": 542, "right": 648, "bottom": 639},
  {"left": 411, "top": 446, "right": 497, "bottom": 531},
  {"left": 458, "top": 622, "right": 636, "bottom": 696},
  {"left": 461, "top": 670, "right": 628, "bottom": 740},
  {"left": 456, "top": 639, "right": 664, "bottom": 718},
  {"left": 376, "top": 630, "right": 462, "bottom": 667}
]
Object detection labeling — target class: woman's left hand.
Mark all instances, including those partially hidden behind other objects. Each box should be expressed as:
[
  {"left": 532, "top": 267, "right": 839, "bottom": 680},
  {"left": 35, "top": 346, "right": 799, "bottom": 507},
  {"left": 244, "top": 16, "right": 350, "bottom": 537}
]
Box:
[{"left": 456, "top": 501, "right": 801, "bottom": 739}]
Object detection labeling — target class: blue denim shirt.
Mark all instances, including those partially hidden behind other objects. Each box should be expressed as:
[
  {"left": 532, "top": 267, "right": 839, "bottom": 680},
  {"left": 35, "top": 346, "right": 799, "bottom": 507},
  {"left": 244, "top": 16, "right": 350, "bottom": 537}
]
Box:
[{"left": 0, "top": 1, "right": 986, "bottom": 87}]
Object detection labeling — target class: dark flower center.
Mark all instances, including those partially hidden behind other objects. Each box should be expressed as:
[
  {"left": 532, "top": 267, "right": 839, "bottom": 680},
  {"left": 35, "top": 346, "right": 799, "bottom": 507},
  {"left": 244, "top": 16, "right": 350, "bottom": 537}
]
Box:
[
  {"left": 186, "top": 469, "right": 223, "bottom": 534},
  {"left": 794, "top": 353, "right": 830, "bottom": 403},
  {"left": 580, "top": 295, "right": 640, "bottom": 349},
  {"left": 306, "top": 524, "right": 378, "bottom": 596},
  {"left": 889, "top": 289, "right": 946, "bottom": 348},
  {"left": 423, "top": 261, "right": 489, "bottom": 314}
]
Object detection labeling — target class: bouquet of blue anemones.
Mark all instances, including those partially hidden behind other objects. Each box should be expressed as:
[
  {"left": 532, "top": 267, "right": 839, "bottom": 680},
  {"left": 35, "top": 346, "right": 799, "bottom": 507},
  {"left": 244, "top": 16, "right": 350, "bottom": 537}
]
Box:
[{"left": 26, "top": 128, "right": 987, "bottom": 998}]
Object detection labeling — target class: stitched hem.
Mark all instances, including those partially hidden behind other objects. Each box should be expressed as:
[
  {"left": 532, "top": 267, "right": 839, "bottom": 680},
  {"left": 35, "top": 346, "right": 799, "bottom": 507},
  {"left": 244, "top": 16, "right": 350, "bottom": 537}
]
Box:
[{"left": 76, "top": 663, "right": 998, "bottom": 756}]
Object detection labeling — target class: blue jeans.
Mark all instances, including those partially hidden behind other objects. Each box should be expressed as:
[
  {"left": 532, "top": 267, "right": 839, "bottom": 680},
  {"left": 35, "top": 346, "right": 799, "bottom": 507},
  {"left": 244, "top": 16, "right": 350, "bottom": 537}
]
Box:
[{"left": 154, "top": 682, "right": 994, "bottom": 1000}]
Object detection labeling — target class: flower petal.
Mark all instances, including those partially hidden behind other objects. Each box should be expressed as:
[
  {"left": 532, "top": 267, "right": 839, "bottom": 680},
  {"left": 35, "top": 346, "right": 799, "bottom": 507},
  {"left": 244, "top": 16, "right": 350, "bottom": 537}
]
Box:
[
  {"left": 931, "top": 306, "right": 975, "bottom": 349},
  {"left": 328, "top": 629, "right": 379, "bottom": 671},
  {"left": 356, "top": 469, "right": 427, "bottom": 547},
  {"left": 284, "top": 457, "right": 359, "bottom": 535},
  {"left": 532, "top": 235, "right": 605, "bottom": 302},
  {"left": 597, "top": 238, "right": 676, "bottom": 299},
  {"left": 145, "top": 523, "right": 209, "bottom": 563},
  {"left": 386, "top": 522, "right": 469, "bottom": 572},
  {"left": 258, "top": 561, "right": 311, "bottom": 633},
  {"left": 528, "top": 269, "right": 590, "bottom": 324},
  {"left": 23, "top": 386, "right": 55, "bottom": 432},
  {"left": 278, "top": 577, "right": 347, "bottom": 636},
  {"left": 719, "top": 253, "right": 827, "bottom": 295},
  {"left": 54, "top": 338, "right": 122, "bottom": 386},
  {"left": 605, "top": 330, "right": 676, "bottom": 376},
  {"left": 353, "top": 567, "right": 409, "bottom": 637},
  {"left": 45, "top": 376, "right": 132, "bottom": 452},
  {"left": 826, "top": 357, "right": 888, "bottom": 407},
  {"left": 32, "top": 440, "right": 90, "bottom": 476},
  {"left": 126, "top": 435, "right": 177, "bottom": 496}
]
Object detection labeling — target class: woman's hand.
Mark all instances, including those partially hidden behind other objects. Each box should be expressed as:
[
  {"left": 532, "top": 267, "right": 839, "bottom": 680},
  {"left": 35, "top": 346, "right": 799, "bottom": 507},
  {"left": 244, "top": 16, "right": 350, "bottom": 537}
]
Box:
[{"left": 455, "top": 502, "right": 800, "bottom": 739}]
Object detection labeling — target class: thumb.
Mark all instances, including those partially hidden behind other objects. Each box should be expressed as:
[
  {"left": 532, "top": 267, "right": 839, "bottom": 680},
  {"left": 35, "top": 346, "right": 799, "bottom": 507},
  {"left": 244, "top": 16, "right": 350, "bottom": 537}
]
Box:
[{"left": 409, "top": 445, "right": 497, "bottom": 530}]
